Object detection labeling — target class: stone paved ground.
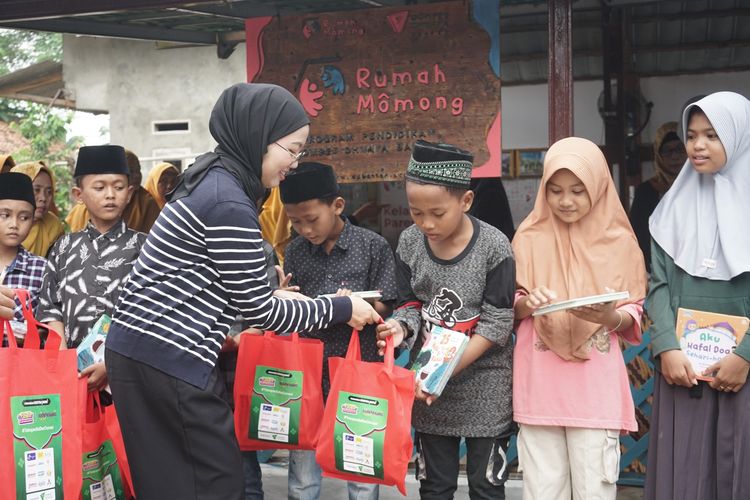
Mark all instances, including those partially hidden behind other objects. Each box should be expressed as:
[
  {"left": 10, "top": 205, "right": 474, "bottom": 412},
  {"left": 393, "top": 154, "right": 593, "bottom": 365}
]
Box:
[{"left": 258, "top": 454, "right": 644, "bottom": 499}]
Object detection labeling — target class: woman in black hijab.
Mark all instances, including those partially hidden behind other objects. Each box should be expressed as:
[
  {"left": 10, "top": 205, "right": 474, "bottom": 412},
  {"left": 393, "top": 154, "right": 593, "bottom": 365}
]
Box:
[{"left": 106, "top": 83, "right": 380, "bottom": 500}]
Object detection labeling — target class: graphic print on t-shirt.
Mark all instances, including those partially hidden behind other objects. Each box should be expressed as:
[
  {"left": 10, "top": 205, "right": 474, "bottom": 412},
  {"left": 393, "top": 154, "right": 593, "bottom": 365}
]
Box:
[{"left": 422, "top": 287, "right": 479, "bottom": 338}]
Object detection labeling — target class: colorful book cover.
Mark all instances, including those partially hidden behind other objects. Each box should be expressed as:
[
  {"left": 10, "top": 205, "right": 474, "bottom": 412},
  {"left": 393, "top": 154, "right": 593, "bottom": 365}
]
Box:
[
  {"left": 411, "top": 325, "right": 469, "bottom": 396},
  {"left": 676, "top": 308, "right": 750, "bottom": 381},
  {"left": 76, "top": 314, "right": 111, "bottom": 371}
]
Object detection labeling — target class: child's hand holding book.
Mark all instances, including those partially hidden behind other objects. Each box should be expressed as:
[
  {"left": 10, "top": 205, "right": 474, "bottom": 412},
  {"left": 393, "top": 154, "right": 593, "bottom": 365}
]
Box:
[
  {"left": 704, "top": 353, "right": 750, "bottom": 393},
  {"left": 659, "top": 350, "right": 699, "bottom": 388},
  {"left": 80, "top": 362, "right": 108, "bottom": 392},
  {"left": 415, "top": 381, "right": 438, "bottom": 406},
  {"left": 515, "top": 286, "right": 558, "bottom": 319}
]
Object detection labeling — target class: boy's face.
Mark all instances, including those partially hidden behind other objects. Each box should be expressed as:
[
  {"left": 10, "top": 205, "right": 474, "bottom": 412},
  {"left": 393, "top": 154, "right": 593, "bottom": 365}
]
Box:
[
  {"left": 686, "top": 111, "right": 727, "bottom": 174},
  {"left": 0, "top": 199, "right": 34, "bottom": 249},
  {"left": 72, "top": 174, "right": 134, "bottom": 226},
  {"left": 32, "top": 170, "right": 53, "bottom": 222},
  {"left": 285, "top": 197, "right": 344, "bottom": 247},
  {"left": 405, "top": 182, "right": 473, "bottom": 243}
]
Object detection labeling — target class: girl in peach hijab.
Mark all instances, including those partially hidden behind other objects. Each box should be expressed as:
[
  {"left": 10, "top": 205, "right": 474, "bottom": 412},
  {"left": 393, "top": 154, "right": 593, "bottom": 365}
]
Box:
[
  {"left": 511, "top": 137, "right": 647, "bottom": 500},
  {"left": 10, "top": 161, "right": 65, "bottom": 257},
  {"left": 144, "top": 161, "right": 179, "bottom": 208}
]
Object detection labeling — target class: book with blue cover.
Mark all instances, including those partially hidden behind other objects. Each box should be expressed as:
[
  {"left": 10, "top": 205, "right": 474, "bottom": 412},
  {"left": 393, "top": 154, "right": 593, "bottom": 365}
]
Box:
[{"left": 411, "top": 325, "right": 469, "bottom": 397}]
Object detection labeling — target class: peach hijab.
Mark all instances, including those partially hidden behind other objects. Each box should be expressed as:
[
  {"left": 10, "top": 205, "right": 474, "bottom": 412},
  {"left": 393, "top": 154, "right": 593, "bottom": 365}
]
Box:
[{"left": 512, "top": 137, "right": 647, "bottom": 361}]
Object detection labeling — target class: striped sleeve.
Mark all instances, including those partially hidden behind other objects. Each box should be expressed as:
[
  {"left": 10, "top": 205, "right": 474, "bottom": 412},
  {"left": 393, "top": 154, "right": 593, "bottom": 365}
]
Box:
[{"left": 203, "top": 200, "right": 351, "bottom": 333}]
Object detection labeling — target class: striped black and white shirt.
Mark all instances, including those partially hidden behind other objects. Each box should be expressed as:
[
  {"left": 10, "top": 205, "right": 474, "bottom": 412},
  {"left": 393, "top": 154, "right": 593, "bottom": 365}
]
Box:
[{"left": 107, "top": 167, "right": 351, "bottom": 388}]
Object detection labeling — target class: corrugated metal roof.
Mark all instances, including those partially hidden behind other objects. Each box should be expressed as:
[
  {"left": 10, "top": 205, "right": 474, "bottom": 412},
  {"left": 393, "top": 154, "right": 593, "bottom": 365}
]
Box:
[
  {"left": 0, "top": 0, "right": 748, "bottom": 83},
  {"left": 500, "top": 0, "right": 750, "bottom": 84}
]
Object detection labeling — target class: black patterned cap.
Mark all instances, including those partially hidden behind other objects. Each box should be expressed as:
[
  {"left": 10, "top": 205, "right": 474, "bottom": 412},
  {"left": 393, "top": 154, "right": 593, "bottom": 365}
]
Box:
[
  {"left": 406, "top": 140, "right": 474, "bottom": 189},
  {"left": 0, "top": 172, "right": 35, "bottom": 208},
  {"left": 74, "top": 145, "right": 129, "bottom": 177},
  {"left": 280, "top": 161, "right": 340, "bottom": 204}
]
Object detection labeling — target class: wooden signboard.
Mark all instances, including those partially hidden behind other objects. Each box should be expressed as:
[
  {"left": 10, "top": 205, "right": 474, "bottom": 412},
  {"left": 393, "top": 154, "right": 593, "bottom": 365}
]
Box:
[{"left": 246, "top": 0, "right": 501, "bottom": 183}]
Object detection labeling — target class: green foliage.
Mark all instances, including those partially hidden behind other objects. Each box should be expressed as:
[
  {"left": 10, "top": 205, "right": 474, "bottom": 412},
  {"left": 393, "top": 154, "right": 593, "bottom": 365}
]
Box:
[
  {"left": 0, "top": 29, "right": 63, "bottom": 121},
  {"left": 1, "top": 29, "right": 78, "bottom": 218},
  {"left": 11, "top": 104, "right": 83, "bottom": 217}
]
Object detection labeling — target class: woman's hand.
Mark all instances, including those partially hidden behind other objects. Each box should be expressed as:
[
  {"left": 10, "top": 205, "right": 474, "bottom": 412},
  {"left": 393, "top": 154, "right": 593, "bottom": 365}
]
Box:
[
  {"left": 705, "top": 353, "right": 750, "bottom": 393},
  {"left": 347, "top": 295, "right": 381, "bottom": 330},
  {"left": 375, "top": 319, "right": 406, "bottom": 355},
  {"left": 659, "top": 349, "right": 698, "bottom": 387},
  {"left": 80, "top": 362, "right": 108, "bottom": 392}
]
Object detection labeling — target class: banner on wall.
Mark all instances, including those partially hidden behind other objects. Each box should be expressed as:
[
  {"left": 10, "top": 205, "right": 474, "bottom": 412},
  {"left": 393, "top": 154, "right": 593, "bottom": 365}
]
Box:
[{"left": 246, "top": 0, "right": 501, "bottom": 182}]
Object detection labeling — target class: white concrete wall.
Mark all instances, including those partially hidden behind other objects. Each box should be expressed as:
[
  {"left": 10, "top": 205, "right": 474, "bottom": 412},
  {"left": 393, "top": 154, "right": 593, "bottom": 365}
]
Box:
[
  {"left": 500, "top": 71, "right": 750, "bottom": 149},
  {"left": 63, "top": 35, "right": 248, "bottom": 172},
  {"left": 500, "top": 72, "right": 750, "bottom": 226}
]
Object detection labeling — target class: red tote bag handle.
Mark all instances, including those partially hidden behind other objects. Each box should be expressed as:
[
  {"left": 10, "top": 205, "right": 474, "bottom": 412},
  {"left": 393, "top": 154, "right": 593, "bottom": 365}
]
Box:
[
  {"left": 11, "top": 288, "right": 63, "bottom": 351},
  {"left": 344, "top": 328, "right": 362, "bottom": 362},
  {"left": 85, "top": 390, "right": 104, "bottom": 424},
  {"left": 343, "top": 325, "right": 396, "bottom": 371}
]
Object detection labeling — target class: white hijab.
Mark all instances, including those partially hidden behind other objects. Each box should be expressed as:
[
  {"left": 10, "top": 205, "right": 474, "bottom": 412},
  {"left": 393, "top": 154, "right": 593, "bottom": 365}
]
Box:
[{"left": 649, "top": 91, "right": 750, "bottom": 280}]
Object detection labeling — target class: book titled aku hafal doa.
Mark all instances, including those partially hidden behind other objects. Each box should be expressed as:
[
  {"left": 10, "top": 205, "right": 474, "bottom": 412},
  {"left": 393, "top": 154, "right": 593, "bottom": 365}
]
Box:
[
  {"left": 76, "top": 313, "right": 111, "bottom": 371},
  {"left": 411, "top": 325, "right": 469, "bottom": 397},
  {"left": 676, "top": 308, "right": 750, "bottom": 382}
]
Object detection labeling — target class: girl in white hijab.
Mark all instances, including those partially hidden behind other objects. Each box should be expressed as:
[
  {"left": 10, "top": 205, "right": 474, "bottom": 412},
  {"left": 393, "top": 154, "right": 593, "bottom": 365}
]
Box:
[{"left": 645, "top": 91, "right": 750, "bottom": 500}]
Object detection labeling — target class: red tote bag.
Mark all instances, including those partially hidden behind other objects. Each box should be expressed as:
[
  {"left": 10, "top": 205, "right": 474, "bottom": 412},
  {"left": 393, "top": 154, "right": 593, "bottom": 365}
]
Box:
[
  {"left": 80, "top": 391, "right": 134, "bottom": 500},
  {"left": 316, "top": 330, "right": 415, "bottom": 496},
  {"left": 0, "top": 289, "right": 83, "bottom": 500},
  {"left": 234, "top": 331, "right": 324, "bottom": 451}
]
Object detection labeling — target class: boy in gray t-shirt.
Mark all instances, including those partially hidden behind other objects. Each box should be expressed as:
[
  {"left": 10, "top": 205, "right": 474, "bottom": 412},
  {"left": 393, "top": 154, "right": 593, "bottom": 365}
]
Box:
[{"left": 377, "top": 140, "right": 515, "bottom": 500}]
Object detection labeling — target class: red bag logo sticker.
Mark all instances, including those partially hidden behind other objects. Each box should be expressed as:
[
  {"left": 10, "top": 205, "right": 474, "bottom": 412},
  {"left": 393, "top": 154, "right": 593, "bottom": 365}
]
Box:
[{"left": 334, "top": 392, "right": 388, "bottom": 479}]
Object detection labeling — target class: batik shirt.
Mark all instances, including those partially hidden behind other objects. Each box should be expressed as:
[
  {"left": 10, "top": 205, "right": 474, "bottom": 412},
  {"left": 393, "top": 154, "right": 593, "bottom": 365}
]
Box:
[
  {"left": 38, "top": 220, "right": 146, "bottom": 348},
  {"left": 284, "top": 218, "right": 398, "bottom": 398},
  {"left": 2, "top": 246, "right": 46, "bottom": 338}
]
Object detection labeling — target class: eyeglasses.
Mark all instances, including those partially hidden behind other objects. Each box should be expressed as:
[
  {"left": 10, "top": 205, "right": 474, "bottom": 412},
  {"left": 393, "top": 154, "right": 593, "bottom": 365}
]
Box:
[
  {"left": 274, "top": 142, "right": 307, "bottom": 162},
  {"left": 659, "top": 144, "right": 686, "bottom": 157}
]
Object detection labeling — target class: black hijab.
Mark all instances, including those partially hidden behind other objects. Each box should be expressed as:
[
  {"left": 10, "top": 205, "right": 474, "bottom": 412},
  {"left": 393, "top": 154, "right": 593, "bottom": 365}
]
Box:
[{"left": 169, "top": 83, "right": 310, "bottom": 205}]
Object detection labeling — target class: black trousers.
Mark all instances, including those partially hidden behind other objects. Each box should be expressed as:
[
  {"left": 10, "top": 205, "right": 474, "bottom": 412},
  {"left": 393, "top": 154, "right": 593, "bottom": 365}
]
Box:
[
  {"left": 105, "top": 349, "right": 244, "bottom": 500},
  {"left": 415, "top": 432, "right": 508, "bottom": 500}
]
